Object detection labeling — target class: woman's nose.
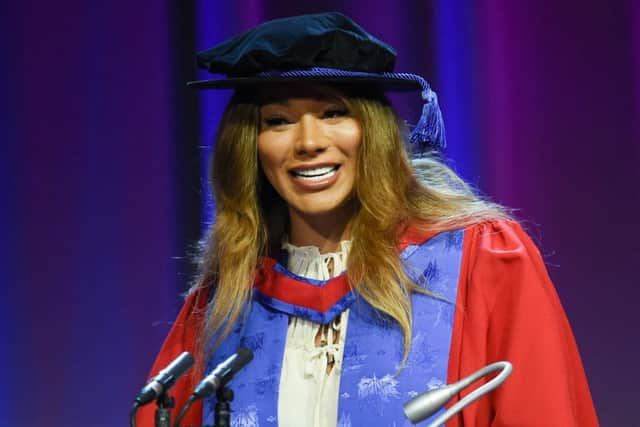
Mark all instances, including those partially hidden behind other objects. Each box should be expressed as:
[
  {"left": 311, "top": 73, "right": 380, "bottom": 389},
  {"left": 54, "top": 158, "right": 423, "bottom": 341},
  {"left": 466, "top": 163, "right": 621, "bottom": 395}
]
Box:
[{"left": 295, "top": 115, "right": 328, "bottom": 155}]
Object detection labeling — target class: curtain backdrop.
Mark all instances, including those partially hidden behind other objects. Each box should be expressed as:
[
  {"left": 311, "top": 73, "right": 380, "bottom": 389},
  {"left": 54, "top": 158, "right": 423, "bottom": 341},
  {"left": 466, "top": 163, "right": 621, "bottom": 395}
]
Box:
[{"left": 2, "top": 1, "right": 638, "bottom": 425}]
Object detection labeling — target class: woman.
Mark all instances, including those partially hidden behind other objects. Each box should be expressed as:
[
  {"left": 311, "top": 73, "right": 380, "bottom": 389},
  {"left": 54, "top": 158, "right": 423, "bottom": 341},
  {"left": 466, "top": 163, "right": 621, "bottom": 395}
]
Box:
[{"left": 138, "top": 12, "right": 598, "bottom": 427}]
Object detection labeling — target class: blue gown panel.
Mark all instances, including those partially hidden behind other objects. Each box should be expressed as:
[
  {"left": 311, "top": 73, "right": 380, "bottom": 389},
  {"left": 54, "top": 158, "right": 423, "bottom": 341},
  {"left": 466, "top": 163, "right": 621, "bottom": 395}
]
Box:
[{"left": 202, "top": 229, "right": 464, "bottom": 426}]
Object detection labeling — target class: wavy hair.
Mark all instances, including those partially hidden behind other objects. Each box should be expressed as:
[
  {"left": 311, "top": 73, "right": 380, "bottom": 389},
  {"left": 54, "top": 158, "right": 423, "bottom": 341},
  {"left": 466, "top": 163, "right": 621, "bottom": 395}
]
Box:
[{"left": 192, "top": 87, "right": 508, "bottom": 366}]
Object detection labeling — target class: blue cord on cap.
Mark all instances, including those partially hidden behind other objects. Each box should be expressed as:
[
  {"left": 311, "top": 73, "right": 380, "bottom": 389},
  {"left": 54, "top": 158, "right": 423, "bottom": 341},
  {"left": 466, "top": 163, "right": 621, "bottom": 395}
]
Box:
[{"left": 255, "top": 68, "right": 447, "bottom": 151}]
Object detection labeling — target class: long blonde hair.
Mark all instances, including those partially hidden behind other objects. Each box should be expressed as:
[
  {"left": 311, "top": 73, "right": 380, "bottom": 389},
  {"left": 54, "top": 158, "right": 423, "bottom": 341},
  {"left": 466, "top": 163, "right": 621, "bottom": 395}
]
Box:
[{"left": 192, "top": 87, "right": 507, "bottom": 366}]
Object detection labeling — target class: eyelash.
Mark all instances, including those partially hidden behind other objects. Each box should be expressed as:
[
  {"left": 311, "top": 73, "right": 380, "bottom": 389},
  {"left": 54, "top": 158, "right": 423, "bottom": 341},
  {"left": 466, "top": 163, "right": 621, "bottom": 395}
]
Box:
[
  {"left": 262, "top": 108, "right": 349, "bottom": 128},
  {"left": 263, "top": 117, "right": 290, "bottom": 127},
  {"left": 322, "top": 108, "right": 349, "bottom": 119}
]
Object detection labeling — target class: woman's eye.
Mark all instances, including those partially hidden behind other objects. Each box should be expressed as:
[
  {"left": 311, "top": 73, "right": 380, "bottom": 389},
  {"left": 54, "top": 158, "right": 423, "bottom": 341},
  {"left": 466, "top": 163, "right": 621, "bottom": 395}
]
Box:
[
  {"left": 263, "top": 117, "right": 290, "bottom": 127},
  {"left": 322, "top": 108, "right": 348, "bottom": 119}
]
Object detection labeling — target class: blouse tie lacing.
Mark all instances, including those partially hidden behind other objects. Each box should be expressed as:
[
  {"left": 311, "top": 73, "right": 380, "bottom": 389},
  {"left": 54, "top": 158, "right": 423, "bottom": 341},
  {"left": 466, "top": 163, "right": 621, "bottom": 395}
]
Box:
[{"left": 278, "top": 239, "right": 352, "bottom": 427}]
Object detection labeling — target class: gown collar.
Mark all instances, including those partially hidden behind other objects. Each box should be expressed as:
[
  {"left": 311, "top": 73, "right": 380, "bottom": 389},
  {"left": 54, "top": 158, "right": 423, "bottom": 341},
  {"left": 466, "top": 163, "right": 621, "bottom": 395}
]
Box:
[
  {"left": 253, "top": 226, "right": 436, "bottom": 324},
  {"left": 254, "top": 240, "right": 353, "bottom": 324}
]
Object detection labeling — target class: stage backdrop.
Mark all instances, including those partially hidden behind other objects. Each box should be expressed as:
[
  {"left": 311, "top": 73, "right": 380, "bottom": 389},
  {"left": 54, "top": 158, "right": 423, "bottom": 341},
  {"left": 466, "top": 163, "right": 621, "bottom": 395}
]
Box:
[{"left": 2, "top": 1, "right": 638, "bottom": 426}]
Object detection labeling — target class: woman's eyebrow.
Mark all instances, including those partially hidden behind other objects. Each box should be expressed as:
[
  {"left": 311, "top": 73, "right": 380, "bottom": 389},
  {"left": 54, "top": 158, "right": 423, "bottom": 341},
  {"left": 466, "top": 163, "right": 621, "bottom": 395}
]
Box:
[
  {"left": 260, "top": 98, "right": 290, "bottom": 107},
  {"left": 261, "top": 95, "right": 342, "bottom": 107}
]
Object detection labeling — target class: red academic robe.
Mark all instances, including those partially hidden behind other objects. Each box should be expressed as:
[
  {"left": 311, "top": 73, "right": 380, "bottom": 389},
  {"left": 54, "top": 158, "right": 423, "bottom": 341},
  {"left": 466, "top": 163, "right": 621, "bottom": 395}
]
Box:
[{"left": 136, "top": 220, "right": 598, "bottom": 426}]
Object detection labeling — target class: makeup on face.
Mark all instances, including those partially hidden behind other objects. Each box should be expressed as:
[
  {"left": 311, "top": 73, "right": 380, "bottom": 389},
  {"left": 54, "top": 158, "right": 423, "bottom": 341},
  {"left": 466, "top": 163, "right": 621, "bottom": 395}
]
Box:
[{"left": 257, "top": 89, "right": 362, "bottom": 221}]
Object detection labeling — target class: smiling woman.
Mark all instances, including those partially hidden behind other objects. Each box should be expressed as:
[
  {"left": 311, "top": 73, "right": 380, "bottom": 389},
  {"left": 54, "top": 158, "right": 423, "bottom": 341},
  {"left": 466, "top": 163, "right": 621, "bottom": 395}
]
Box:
[
  {"left": 137, "top": 12, "right": 598, "bottom": 427},
  {"left": 257, "top": 87, "right": 362, "bottom": 251}
]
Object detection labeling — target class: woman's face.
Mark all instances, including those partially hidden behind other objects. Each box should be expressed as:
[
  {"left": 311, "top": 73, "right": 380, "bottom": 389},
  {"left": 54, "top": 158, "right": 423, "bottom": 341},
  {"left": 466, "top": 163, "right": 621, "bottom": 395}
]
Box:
[{"left": 257, "top": 88, "right": 362, "bottom": 219}]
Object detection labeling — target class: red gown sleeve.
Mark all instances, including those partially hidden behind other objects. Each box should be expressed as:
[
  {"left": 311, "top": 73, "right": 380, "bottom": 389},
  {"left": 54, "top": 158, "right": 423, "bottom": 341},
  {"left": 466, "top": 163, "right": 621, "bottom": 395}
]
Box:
[
  {"left": 446, "top": 220, "right": 599, "bottom": 426},
  {"left": 136, "top": 290, "right": 206, "bottom": 427}
]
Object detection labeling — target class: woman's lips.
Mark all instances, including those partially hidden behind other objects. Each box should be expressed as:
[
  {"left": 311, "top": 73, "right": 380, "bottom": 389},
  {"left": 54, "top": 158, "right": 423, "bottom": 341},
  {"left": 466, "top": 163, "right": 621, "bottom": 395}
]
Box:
[
  {"left": 290, "top": 165, "right": 339, "bottom": 179},
  {"left": 289, "top": 165, "right": 341, "bottom": 190}
]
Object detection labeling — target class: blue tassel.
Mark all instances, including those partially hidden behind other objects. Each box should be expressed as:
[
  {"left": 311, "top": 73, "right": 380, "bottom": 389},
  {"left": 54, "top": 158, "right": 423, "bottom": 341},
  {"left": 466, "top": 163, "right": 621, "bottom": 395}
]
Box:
[{"left": 409, "top": 86, "right": 446, "bottom": 152}]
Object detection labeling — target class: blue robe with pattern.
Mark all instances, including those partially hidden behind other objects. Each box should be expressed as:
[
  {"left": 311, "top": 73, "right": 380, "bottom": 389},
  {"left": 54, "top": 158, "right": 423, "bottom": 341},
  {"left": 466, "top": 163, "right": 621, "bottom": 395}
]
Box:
[{"left": 201, "top": 229, "right": 464, "bottom": 427}]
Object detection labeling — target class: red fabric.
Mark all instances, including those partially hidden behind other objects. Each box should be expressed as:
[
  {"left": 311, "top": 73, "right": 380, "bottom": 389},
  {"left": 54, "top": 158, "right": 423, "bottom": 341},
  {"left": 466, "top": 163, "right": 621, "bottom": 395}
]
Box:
[
  {"left": 397, "top": 224, "right": 438, "bottom": 251},
  {"left": 136, "top": 290, "right": 207, "bottom": 427},
  {"left": 446, "top": 220, "right": 598, "bottom": 426},
  {"left": 255, "top": 257, "right": 352, "bottom": 312},
  {"left": 137, "top": 220, "right": 598, "bottom": 426}
]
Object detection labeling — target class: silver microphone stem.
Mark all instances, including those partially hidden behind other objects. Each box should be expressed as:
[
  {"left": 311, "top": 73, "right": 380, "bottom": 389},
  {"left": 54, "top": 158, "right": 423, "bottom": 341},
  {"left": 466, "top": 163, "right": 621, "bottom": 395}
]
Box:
[{"left": 403, "top": 361, "right": 513, "bottom": 426}]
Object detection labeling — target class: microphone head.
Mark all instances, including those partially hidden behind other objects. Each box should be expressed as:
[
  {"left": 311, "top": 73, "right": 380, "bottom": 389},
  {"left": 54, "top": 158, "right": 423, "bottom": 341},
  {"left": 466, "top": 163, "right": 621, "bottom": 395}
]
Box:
[
  {"left": 134, "top": 351, "right": 195, "bottom": 407},
  {"left": 193, "top": 347, "right": 254, "bottom": 399},
  {"left": 403, "top": 384, "right": 457, "bottom": 423},
  {"left": 163, "top": 352, "right": 195, "bottom": 381},
  {"left": 218, "top": 347, "right": 253, "bottom": 385},
  {"left": 234, "top": 347, "right": 254, "bottom": 370}
]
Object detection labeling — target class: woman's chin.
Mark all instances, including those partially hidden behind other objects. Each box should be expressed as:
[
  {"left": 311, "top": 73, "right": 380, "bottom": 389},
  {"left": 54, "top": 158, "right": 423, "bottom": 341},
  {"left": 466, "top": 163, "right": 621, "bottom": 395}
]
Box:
[{"left": 288, "top": 193, "right": 356, "bottom": 220}]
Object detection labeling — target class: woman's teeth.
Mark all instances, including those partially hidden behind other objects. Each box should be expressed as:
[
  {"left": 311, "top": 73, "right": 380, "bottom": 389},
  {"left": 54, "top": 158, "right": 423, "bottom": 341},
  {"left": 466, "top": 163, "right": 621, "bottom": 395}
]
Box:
[{"left": 291, "top": 166, "right": 339, "bottom": 180}]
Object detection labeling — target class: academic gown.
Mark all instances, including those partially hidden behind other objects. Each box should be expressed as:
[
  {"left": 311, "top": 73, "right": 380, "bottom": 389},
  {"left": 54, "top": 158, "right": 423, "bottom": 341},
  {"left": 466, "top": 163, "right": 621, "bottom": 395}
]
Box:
[{"left": 136, "top": 220, "right": 598, "bottom": 426}]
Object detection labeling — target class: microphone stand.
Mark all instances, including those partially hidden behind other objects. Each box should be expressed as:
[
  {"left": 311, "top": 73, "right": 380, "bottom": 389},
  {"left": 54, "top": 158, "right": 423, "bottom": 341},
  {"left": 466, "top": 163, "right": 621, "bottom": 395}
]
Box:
[
  {"left": 174, "top": 385, "right": 236, "bottom": 427},
  {"left": 174, "top": 347, "right": 253, "bottom": 427},
  {"left": 213, "top": 386, "right": 234, "bottom": 427},
  {"left": 154, "top": 391, "right": 175, "bottom": 427}
]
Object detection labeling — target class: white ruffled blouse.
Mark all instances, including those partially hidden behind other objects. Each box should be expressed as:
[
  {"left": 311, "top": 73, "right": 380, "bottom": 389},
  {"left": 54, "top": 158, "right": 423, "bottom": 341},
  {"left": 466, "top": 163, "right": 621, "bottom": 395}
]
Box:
[{"left": 277, "top": 240, "right": 351, "bottom": 427}]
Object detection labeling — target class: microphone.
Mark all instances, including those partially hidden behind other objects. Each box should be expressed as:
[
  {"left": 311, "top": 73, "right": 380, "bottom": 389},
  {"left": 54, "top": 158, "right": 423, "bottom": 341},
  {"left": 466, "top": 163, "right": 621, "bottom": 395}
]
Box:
[
  {"left": 403, "top": 361, "right": 512, "bottom": 426},
  {"left": 192, "top": 347, "right": 253, "bottom": 399},
  {"left": 134, "top": 351, "right": 195, "bottom": 407}
]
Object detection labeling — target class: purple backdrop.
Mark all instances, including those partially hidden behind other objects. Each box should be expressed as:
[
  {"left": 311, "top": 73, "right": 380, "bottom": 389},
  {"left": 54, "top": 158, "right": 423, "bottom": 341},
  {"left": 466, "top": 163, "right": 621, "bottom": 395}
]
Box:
[{"left": 2, "top": 1, "right": 638, "bottom": 425}]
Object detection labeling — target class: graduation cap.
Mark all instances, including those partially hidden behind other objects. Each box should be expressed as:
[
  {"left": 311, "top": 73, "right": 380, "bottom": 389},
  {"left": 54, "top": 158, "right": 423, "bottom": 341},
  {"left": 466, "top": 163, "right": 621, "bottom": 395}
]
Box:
[{"left": 188, "top": 12, "right": 446, "bottom": 149}]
